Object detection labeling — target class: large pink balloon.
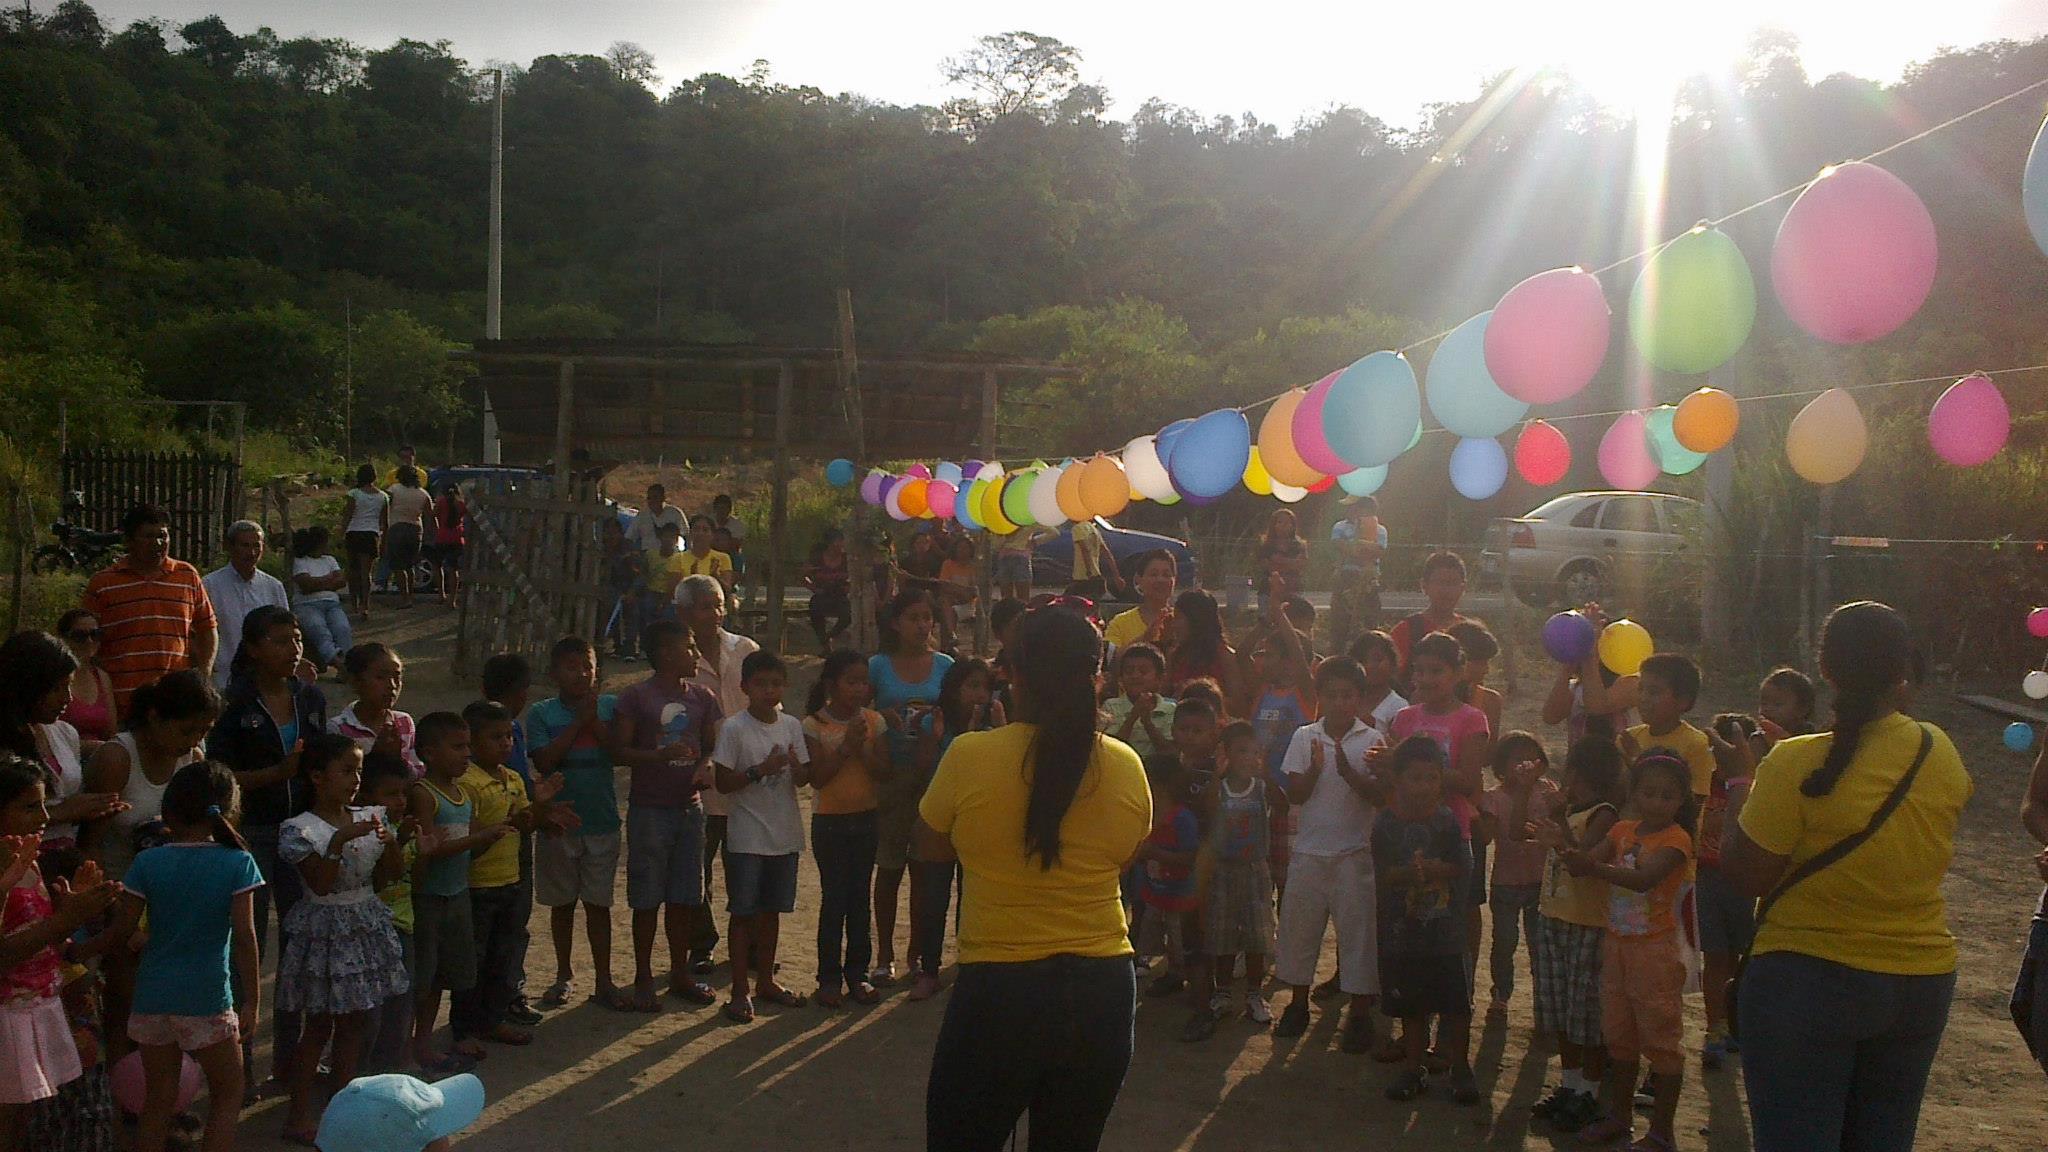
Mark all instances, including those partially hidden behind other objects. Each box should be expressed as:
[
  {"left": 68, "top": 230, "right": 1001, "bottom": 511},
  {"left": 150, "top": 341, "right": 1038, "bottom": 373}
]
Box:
[
  {"left": 926, "top": 479, "right": 958, "bottom": 519},
  {"left": 1927, "top": 372, "right": 2009, "bottom": 467},
  {"left": 1598, "top": 412, "right": 1659, "bottom": 490},
  {"left": 1290, "top": 371, "right": 1351, "bottom": 475},
  {"left": 1771, "top": 162, "right": 1936, "bottom": 345},
  {"left": 1484, "top": 267, "right": 1612, "bottom": 405},
  {"left": 112, "top": 1050, "right": 203, "bottom": 1114}
]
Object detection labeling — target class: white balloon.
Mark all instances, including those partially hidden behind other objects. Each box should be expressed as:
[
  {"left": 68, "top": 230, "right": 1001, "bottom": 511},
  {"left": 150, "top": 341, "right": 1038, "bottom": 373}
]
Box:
[
  {"left": 976, "top": 461, "right": 1005, "bottom": 482},
  {"left": 884, "top": 480, "right": 911, "bottom": 521},
  {"left": 1122, "top": 436, "right": 1176, "bottom": 502},
  {"left": 1271, "top": 479, "right": 1308, "bottom": 503},
  {"left": 1028, "top": 464, "right": 1069, "bottom": 528},
  {"left": 2026, "top": 670, "right": 2048, "bottom": 700}
]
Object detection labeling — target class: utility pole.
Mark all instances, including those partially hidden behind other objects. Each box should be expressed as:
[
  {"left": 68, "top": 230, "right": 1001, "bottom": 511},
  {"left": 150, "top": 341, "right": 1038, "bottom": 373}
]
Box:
[
  {"left": 343, "top": 294, "right": 353, "bottom": 464},
  {"left": 482, "top": 68, "right": 505, "bottom": 463}
]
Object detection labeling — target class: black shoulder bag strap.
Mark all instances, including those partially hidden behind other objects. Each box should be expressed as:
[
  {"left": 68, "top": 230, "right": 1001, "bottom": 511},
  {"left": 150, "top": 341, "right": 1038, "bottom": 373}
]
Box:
[{"left": 1727, "top": 723, "right": 1933, "bottom": 1039}]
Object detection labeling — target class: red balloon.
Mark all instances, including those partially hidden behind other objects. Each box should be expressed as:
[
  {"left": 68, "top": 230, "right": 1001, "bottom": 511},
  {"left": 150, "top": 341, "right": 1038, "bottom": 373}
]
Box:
[
  {"left": 1306, "top": 474, "right": 1337, "bottom": 493},
  {"left": 1514, "top": 420, "right": 1571, "bottom": 486}
]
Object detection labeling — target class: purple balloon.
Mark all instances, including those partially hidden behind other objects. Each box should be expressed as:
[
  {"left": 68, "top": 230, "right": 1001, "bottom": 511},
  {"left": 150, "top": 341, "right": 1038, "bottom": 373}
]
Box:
[
  {"left": 859, "top": 472, "right": 886, "bottom": 506},
  {"left": 1542, "top": 610, "right": 1598, "bottom": 664}
]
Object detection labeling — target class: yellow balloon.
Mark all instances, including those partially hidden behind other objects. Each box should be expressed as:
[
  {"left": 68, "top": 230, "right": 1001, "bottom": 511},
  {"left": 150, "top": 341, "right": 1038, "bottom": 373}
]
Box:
[
  {"left": 1243, "top": 446, "right": 1275, "bottom": 495},
  {"left": 1673, "top": 387, "right": 1740, "bottom": 453},
  {"left": 1598, "top": 619, "right": 1654, "bottom": 677},
  {"left": 980, "top": 476, "right": 1017, "bottom": 535},
  {"left": 1258, "top": 390, "right": 1324, "bottom": 487},
  {"left": 1785, "top": 387, "right": 1868, "bottom": 485},
  {"left": 1055, "top": 461, "right": 1092, "bottom": 523},
  {"left": 1078, "top": 454, "right": 1130, "bottom": 518}
]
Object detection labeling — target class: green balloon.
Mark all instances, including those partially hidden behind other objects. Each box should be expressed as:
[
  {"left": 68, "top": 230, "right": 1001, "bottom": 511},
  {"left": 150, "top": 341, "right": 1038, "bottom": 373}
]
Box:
[
  {"left": 1646, "top": 405, "right": 1708, "bottom": 475},
  {"left": 1000, "top": 469, "right": 1039, "bottom": 526},
  {"left": 1628, "top": 226, "right": 1756, "bottom": 375},
  {"left": 1406, "top": 419, "right": 1423, "bottom": 452}
]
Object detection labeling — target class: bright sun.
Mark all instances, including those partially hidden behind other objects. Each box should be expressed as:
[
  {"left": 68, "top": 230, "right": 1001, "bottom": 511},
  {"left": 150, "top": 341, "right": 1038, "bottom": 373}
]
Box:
[{"left": 1529, "top": 5, "right": 1760, "bottom": 121}]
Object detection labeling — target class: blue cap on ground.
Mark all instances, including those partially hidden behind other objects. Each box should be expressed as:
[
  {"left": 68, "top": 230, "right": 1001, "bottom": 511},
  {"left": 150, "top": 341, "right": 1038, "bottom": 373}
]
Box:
[{"left": 315, "top": 1073, "right": 485, "bottom": 1152}]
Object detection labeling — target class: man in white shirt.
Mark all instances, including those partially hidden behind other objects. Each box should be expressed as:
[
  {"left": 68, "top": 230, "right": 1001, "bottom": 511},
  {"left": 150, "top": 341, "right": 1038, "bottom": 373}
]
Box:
[
  {"left": 676, "top": 573, "right": 760, "bottom": 971},
  {"left": 202, "top": 520, "right": 290, "bottom": 688},
  {"left": 628, "top": 483, "right": 688, "bottom": 553}
]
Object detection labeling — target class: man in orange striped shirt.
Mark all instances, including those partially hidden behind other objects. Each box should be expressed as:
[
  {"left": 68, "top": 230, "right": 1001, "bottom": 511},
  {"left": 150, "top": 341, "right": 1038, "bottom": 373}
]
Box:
[{"left": 81, "top": 503, "right": 219, "bottom": 711}]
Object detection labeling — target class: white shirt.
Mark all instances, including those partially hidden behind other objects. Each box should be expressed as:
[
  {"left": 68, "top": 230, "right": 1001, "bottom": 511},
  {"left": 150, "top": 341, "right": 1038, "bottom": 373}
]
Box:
[
  {"left": 711, "top": 709, "right": 809, "bottom": 856},
  {"left": 1370, "top": 690, "right": 1407, "bottom": 731},
  {"left": 387, "top": 485, "right": 433, "bottom": 528},
  {"left": 1280, "top": 718, "right": 1385, "bottom": 858},
  {"left": 346, "top": 487, "right": 388, "bottom": 534},
  {"left": 689, "top": 628, "right": 759, "bottom": 816},
  {"left": 720, "top": 514, "right": 747, "bottom": 545},
  {"left": 291, "top": 555, "right": 343, "bottom": 605},
  {"left": 203, "top": 563, "right": 291, "bottom": 687},
  {"left": 34, "top": 721, "right": 83, "bottom": 845},
  {"left": 628, "top": 505, "right": 687, "bottom": 552}
]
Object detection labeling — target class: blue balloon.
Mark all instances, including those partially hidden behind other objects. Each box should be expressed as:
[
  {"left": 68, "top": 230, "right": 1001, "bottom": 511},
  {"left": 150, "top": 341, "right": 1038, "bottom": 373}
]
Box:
[
  {"left": 1337, "top": 465, "right": 1387, "bottom": 497},
  {"left": 956, "top": 478, "right": 984, "bottom": 532},
  {"left": 1155, "top": 418, "right": 1195, "bottom": 470},
  {"left": 1427, "top": 313, "right": 1529, "bottom": 439},
  {"left": 1167, "top": 409, "right": 1252, "bottom": 500},
  {"left": 2027, "top": 114, "right": 2048, "bottom": 257},
  {"left": 1646, "top": 406, "right": 1708, "bottom": 476},
  {"left": 1449, "top": 437, "right": 1509, "bottom": 500},
  {"left": 1323, "top": 351, "right": 1422, "bottom": 468},
  {"left": 935, "top": 461, "right": 963, "bottom": 487},
  {"left": 2008, "top": 722, "right": 2037, "bottom": 753},
  {"left": 825, "top": 458, "right": 856, "bottom": 488}
]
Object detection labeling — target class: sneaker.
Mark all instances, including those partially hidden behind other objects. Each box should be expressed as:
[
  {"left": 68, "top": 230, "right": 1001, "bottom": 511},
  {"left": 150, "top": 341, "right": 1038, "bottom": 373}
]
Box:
[
  {"left": 1245, "top": 993, "right": 1272, "bottom": 1025},
  {"left": 1209, "top": 991, "right": 1233, "bottom": 1017},
  {"left": 1147, "top": 973, "right": 1187, "bottom": 998},
  {"left": 1450, "top": 1067, "right": 1482, "bottom": 1105},
  {"left": 1272, "top": 998, "right": 1310, "bottom": 1037},
  {"left": 505, "top": 1001, "right": 544, "bottom": 1027},
  {"left": 1533, "top": 1084, "right": 1576, "bottom": 1120},
  {"left": 1634, "top": 1074, "right": 1655, "bottom": 1107},
  {"left": 1551, "top": 1092, "right": 1601, "bottom": 1134}
]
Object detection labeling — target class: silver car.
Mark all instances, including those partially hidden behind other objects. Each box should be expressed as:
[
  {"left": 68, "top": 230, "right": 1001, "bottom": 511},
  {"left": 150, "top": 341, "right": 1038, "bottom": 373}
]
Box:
[{"left": 1486, "top": 491, "right": 1700, "bottom": 608}]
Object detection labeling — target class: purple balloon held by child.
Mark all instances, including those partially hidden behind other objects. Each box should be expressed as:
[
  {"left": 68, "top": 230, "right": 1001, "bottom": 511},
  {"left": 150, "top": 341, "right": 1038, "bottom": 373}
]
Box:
[{"left": 1543, "top": 610, "right": 1598, "bottom": 665}]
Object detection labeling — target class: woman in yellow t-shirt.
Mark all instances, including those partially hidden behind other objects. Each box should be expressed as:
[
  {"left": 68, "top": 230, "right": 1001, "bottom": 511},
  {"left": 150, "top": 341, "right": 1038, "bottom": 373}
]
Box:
[
  {"left": 915, "top": 607, "right": 1150, "bottom": 1152},
  {"left": 1722, "top": 601, "right": 1971, "bottom": 1152},
  {"left": 1103, "top": 549, "right": 1178, "bottom": 666}
]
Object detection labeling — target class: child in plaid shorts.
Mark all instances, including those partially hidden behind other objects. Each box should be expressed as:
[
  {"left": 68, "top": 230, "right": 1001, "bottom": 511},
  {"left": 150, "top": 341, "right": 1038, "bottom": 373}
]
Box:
[{"left": 1529, "top": 737, "right": 1624, "bottom": 1133}]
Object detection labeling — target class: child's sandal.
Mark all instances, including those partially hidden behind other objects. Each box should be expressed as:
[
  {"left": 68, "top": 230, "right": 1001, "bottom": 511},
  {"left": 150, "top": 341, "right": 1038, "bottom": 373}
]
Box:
[{"left": 1576, "top": 1115, "right": 1633, "bottom": 1145}]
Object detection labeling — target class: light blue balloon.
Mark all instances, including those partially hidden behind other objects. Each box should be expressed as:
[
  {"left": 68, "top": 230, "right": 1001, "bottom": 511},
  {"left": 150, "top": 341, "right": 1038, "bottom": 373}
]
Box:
[
  {"left": 825, "top": 458, "right": 856, "bottom": 488},
  {"left": 1323, "top": 351, "right": 1422, "bottom": 469},
  {"left": 1449, "top": 437, "right": 1509, "bottom": 500},
  {"left": 1167, "top": 409, "right": 1252, "bottom": 500},
  {"left": 935, "top": 461, "right": 963, "bottom": 487},
  {"left": 956, "top": 478, "right": 984, "bottom": 531},
  {"left": 1155, "top": 418, "right": 1195, "bottom": 469},
  {"left": 1646, "top": 405, "right": 1708, "bottom": 476},
  {"left": 2028, "top": 114, "right": 2048, "bottom": 258},
  {"left": 1338, "top": 465, "right": 1387, "bottom": 497},
  {"left": 2007, "top": 721, "right": 2037, "bottom": 753},
  {"left": 1426, "top": 313, "right": 1529, "bottom": 439}
]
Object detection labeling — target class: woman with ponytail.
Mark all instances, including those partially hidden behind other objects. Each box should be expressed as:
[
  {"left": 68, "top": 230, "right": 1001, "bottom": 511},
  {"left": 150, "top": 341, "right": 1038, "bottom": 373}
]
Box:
[
  {"left": 1723, "top": 601, "right": 1971, "bottom": 1152},
  {"left": 109, "top": 761, "right": 261, "bottom": 1152},
  {"left": 914, "top": 607, "right": 1150, "bottom": 1152}
]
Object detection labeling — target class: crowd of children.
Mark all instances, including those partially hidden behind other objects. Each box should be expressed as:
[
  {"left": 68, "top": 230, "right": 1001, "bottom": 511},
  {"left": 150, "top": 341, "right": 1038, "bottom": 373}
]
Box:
[{"left": 0, "top": 539, "right": 1835, "bottom": 1152}]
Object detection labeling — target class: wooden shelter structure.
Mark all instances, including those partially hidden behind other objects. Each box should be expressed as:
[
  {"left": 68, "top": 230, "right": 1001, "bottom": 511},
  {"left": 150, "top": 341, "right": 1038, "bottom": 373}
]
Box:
[{"left": 457, "top": 336, "right": 1074, "bottom": 650}]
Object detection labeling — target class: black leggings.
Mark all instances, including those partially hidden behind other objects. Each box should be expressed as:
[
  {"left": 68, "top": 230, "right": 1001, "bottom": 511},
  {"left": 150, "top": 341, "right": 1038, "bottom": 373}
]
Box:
[
  {"left": 927, "top": 953, "right": 1135, "bottom": 1152},
  {"left": 909, "top": 860, "right": 955, "bottom": 976}
]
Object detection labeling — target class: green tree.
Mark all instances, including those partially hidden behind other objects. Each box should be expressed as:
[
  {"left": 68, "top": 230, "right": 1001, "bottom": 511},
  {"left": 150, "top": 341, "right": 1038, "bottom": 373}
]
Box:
[
  {"left": 348, "top": 309, "right": 472, "bottom": 444},
  {"left": 141, "top": 303, "right": 338, "bottom": 436}
]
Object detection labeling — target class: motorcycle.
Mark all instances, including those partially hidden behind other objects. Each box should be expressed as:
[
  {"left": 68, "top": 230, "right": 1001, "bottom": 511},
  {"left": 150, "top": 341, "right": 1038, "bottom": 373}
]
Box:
[{"left": 31, "top": 492, "right": 125, "bottom": 574}]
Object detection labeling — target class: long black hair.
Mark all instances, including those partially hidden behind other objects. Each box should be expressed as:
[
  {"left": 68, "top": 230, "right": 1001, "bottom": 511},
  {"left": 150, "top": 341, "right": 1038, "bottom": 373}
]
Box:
[
  {"left": 127, "top": 670, "right": 222, "bottom": 733},
  {"left": 1630, "top": 746, "right": 1702, "bottom": 833},
  {"left": 0, "top": 754, "right": 45, "bottom": 814},
  {"left": 1171, "top": 589, "right": 1224, "bottom": 672},
  {"left": 1014, "top": 607, "right": 1104, "bottom": 870},
  {"left": 0, "top": 630, "right": 78, "bottom": 759},
  {"left": 161, "top": 760, "right": 248, "bottom": 851},
  {"left": 1806, "top": 601, "right": 1917, "bottom": 797},
  {"left": 937, "top": 658, "right": 993, "bottom": 737},
  {"left": 807, "top": 648, "right": 867, "bottom": 716},
  {"left": 229, "top": 605, "right": 300, "bottom": 684}
]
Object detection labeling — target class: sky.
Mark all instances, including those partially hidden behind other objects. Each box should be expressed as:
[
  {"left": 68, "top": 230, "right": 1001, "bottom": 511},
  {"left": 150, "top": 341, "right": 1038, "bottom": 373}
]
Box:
[{"left": 84, "top": 0, "right": 2048, "bottom": 126}]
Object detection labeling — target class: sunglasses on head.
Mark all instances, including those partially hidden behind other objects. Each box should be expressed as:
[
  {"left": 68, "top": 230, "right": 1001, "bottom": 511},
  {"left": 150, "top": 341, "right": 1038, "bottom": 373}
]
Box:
[{"left": 66, "top": 628, "right": 100, "bottom": 643}]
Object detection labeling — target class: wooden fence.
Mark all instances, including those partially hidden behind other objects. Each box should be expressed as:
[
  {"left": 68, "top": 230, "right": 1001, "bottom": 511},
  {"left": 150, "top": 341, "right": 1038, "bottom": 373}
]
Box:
[
  {"left": 61, "top": 449, "right": 241, "bottom": 567},
  {"left": 453, "top": 476, "right": 614, "bottom": 677}
]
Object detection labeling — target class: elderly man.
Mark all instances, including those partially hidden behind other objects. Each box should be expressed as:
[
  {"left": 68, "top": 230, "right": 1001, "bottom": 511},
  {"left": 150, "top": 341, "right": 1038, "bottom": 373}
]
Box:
[
  {"left": 675, "top": 574, "right": 759, "bottom": 972},
  {"left": 82, "top": 503, "right": 219, "bottom": 711},
  {"left": 202, "top": 520, "right": 292, "bottom": 688}
]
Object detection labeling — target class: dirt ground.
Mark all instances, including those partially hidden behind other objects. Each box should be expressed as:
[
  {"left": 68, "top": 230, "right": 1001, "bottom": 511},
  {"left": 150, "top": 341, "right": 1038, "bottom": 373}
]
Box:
[{"left": 231, "top": 600, "right": 2042, "bottom": 1152}]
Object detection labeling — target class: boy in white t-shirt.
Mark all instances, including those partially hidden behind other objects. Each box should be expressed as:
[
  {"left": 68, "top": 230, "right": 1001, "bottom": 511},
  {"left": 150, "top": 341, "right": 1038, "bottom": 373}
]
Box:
[{"left": 711, "top": 649, "right": 811, "bottom": 1023}]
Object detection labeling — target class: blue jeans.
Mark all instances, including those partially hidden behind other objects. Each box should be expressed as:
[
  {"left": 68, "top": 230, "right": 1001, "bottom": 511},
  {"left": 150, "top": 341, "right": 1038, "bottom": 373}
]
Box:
[
  {"left": 294, "top": 599, "right": 353, "bottom": 668},
  {"left": 1739, "top": 951, "right": 1955, "bottom": 1152},
  {"left": 451, "top": 880, "right": 530, "bottom": 1039},
  {"left": 2009, "top": 914, "right": 2048, "bottom": 1075},
  {"left": 811, "top": 811, "right": 877, "bottom": 990},
  {"left": 928, "top": 954, "right": 1135, "bottom": 1152}
]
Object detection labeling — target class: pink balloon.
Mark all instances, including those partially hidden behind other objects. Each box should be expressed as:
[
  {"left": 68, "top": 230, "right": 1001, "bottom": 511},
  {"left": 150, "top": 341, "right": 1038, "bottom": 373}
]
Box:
[
  {"left": 1598, "top": 412, "right": 1659, "bottom": 490},
  {"left": 1290, "top": 371, "right": 1351, "bottom": 475},
  {"left": 1927, "top": 372, "right": 2009, "bottom": 467},
  {"left": 1484, "top": 267, "right": 1612, "bottom": 405},
  {"left": 905, "top": 463, "right": 933, "bottom": 480},
  {"left": 926, "top": 479, "right": 957, "bottom": 519},
  {"left": 1514, "top": 420, "right": 1572, "bottom": 486},
  {"left": 112, "top": 1050, "right": 204, "bottom": 1114},
  {"left": 2031, "top": 607, "right": 2048, "bottom": 639},
  {"left": 1771, "top": 162, "right": 1936, "bottom": 345}
]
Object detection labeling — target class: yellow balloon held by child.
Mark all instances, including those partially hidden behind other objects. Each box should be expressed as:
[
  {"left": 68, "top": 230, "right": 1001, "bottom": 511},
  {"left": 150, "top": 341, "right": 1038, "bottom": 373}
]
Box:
[{"left": 1598, "top": 619, "right": 1654, "bottom": 676}]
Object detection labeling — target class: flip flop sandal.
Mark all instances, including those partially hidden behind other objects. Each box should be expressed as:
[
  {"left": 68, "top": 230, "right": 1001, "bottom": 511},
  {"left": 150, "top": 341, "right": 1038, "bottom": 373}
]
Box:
[
  {"left": 1577, "top": 1115, "right": 1634, "bottom": 1146},
  {"left": 724, "top": 999, "right": 756, "bottom": 1023},
  {"left": 815, "top": 988, "right": 846, "bottom": 1008},
  {"left": 668, "top": 982, "right": 717, "bottom": 1006},
  {"left": 591, "top": 987, "right": 638, "bottom": 1012},
  {"left": 756, "top": 986, "right": 807, "bottom": 1008},
  {"left": 487, "top": 1025, "right": 535, "bottom": 1045},
  {"left": 539, "top": 980, "right": 573, "bottom": 1009}
]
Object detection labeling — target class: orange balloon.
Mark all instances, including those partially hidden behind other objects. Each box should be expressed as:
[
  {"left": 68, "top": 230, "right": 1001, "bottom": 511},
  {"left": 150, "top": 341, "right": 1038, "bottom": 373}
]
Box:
[
  {"left": 898, "top": 477, "right": 929, "bottom": 518},
  {"left": 1078, "top": 455, "right": 1131, "bottom": 517},
  {"left": 1259, "top": 390, "right": 1324, "bottom": 487},
  {"left": 1673, "top": 387, "right": 1740, "bottom": 453},
  {"left": 1055, "top": 462, "right": 1092, "bottom": 522}
]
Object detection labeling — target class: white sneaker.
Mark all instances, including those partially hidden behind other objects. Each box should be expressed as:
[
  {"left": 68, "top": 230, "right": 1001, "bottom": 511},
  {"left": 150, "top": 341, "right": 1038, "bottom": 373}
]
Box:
[
  {"left": 1209, "top": 991, "right": 1232, "bottom": 1017},
  {"left": 1245, "top": 993, "right": 1272, "bottom": 1024}
]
